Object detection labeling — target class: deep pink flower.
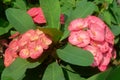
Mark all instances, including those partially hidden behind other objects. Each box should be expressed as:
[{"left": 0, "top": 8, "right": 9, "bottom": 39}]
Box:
[
  {"left": 27, "top": 7, "right": 46, "bottom": 24},
  {"left": 27, "top": 7, "right": 65, "bottom": 24},
  {"left": 60, "top": 14, "right": 65, "bottom": 24},
  {"left": 105, "top": 27, "right": 114, "bottom": 44},
  {"left": 68, "top": 18, "right": 88, "bottom": 31},
  {"left": 9, "top": 32, "right": 20, "bottom": 39},
  {"left": 8, "top": 39, "right": 19, "bottom": 51},
  {"left": 84, "top": 45, "right": 103, "bottom": 67},
  {"left": 68, "top": 31, "right": 90, "bottom": 47},
  {"left": 90, "top": 41, "right": 109, "bottom": 53},
  {"left": 68, "top": 15, "right": 116, "bottom": 71},
  {"left": 98, "top": 51, "right": 112, "bottom": 71},
  {"left": 85, "top": 16, "right": 106, "bottom": 29},
  {"left": 4, "top": 48, "right": 18, "bottom": 67}
]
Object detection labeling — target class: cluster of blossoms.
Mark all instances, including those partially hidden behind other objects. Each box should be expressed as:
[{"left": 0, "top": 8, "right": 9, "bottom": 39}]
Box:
[
  {"left": 68, "top": 16, "right": 116, "bottom": 71},
  {"left": 27, "top": 7, "right": 64, "bottom": 24},
  {"left": 4, "top": 29, "right": 52, "bottom": 67}
]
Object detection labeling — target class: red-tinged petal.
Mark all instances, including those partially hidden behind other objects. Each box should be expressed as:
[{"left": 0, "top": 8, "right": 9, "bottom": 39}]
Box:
[
  {"left": 68, "top": 31, "right": 90, "bottom": 47},
  {"left": 112, "top": 49, "right": 116, "bottom": 59},
  {"left": 27, "top": 7, "right": 42, "bottom": 17},
  {"left": 8, "top": 39, "right": 19, "bottom": 51},
  {"left": 33, "top": 13, "right": 46, "bottom": 24},
  {"left": 68, "top": 18, "right": 88, "bottom": 31},
  {"left": 4, "top": 48, "right": 17, "bottom": 67},
  {"left": 9, "top": 32, "right": 20, "bottom": 39},
  {"left": 60, "top": 14, "right": 64, "bottom": 24}
]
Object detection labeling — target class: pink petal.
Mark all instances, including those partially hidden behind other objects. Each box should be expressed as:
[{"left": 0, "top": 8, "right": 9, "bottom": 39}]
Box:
[
  {"left": 27, "top": 7, "right": 43, "bottom": 17},
  {"left": 8, "top": 39, "right": 19, "bottom": 51},
  {"left": 19, "top": 48, "right": 30, "bottom": 59},
  {"left": 88, "top": 23, "right": 105, "bottom": 42},
  {"left": 105, "top": 27, "right": 114, "bottom": 44},
  {"left": 4, "top": 48, "right": 17, "bottom": 67},
  {"left": 68, "top": 31, "right": 90, "bottom": 47},
  {"left": 68, "top": 18, "right": 88, "bottom": 31},
  {"left": 85, "top": 16, "right": 106, "bottom": 29},
  {"left": 33, "top": 13, "right": 46, "bottom": 24},
  {"left": 84, "top": 45, "right": 103, "bottom": 66},
  {"left": 60, "top": 14, "right": 64, "bottom": 24},
  {"left": 30, "top": 45, "right": 43, "bottom": 59}
]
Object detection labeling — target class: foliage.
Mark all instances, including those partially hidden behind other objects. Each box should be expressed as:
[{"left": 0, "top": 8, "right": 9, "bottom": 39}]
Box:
[{"left": 0, "top": 0, "right": 120, "bottom": 80}]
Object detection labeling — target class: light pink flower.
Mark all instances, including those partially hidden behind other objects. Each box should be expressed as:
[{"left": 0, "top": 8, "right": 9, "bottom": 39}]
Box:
[
  {"left": 4, "top": 29, "right": 52, "bottom": 67},
  {"left": 68, "top": 31, "right": 90, "bottom": 47},
  {"left": 36, "top": 34, "right": 52, "bottom": 49},
  {"left": 29, "top": 45, "right": 43, "bottom": 59},
  {"left": 27, "top": 7, "right": 46, "bottom": 24},
  {"left": 68, "top": 18, "right": 88, "bottom": 31}
]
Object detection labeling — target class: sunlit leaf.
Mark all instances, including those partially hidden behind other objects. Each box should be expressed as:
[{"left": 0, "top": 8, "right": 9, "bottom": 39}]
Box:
[
  {"left": 40, "top": 0, "right": 60, "bottom": 30},
  {"left": 42, "top": 62, "right": 65, "bottom": 80},
  {"left": 57, "top": 44, "right": 94, "bottom": 66},
  {"left": 1, "top": 58, "right": 40, "bottom": 80},
  {"left": 6, "top": 8, "right": 35, "bottom": 33}
]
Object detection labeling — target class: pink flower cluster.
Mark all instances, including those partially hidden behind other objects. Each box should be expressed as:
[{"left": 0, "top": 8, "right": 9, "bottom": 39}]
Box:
[
  {"left": 68, "top": 16, "right": 116, "bottom": 71},
  {"left": 27, "top": 7, "right": 64, "bottom": 24},
  {"left": 4, "top": 29, "right": 52, "bottom": 67}
]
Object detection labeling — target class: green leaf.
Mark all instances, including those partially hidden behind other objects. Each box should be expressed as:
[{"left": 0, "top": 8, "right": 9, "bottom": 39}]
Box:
[
  {"left": 6, "top": 8, "right": 35, "bottom": 33},
  {"left": 13, "top": 0, "right": 26, "bottom": 10},
  {"left": 42, "top": 62, "right": 65, "bottom": 80},
  {"left": 1, "top": 58, "right": 40, "bottom": 80},
  {"left": 87, "top": 68, "right": 112, "bottom": 80},
  {"left": 63, "top": 65, "right": 86, "bottom": 80},
  {"left": 66, "top": 70, "right": 86, "bottom": 80},
  {"left": 110, "top": 25, "right": 120, "bottom": 36},
  {"left": 57, "top": 44, "right": 94, "bottom": 66},
  {"left": 38, "top": 27, "right": 63, "bottom": 43},
  {"left": 0, "top": 19, "right": 12, "bottom": 35},
  {"left": 106, "top": 66, "right": 120, "bottom": 80},
  {"left": 60, "top": 1, "right": 96, "bottom": 41},
  {"left": 60, "top": 0, "right": 75, "bottom": 14},
  {"left": 0, "top": 59, "right": 4, "bottom": 73},
  {"left": 40, "top": 0, "right": 60, "bottom": 30},
  {"left": 99, "top": 11, "right": 112, "bottom": 25}
]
